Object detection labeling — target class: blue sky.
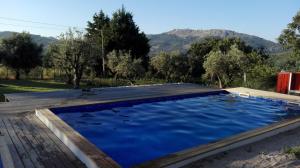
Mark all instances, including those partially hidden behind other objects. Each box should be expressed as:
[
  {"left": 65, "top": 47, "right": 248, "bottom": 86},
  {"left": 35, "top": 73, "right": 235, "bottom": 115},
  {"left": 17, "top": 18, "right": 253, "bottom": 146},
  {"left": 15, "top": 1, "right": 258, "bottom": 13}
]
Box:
[{"left": 0, "top": 0, "right": 299, "bottom": 42}]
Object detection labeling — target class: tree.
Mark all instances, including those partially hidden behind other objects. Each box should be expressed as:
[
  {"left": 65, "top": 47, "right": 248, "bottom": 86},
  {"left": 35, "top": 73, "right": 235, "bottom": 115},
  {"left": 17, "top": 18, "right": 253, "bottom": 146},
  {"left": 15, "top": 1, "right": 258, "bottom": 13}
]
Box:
[
  {"left": 187, "top": 38, "right": 216, "bottom": 78},
  {"left": 1, "top": 32, "right": 42, "bottom": 80},
  {"left": 203, "top": 50, "right": 227, "bottom": 88},
  {"left": 86, "top": 10, "right": 111, "bottom": 76},
  {"left": 203, "top": 45, "right": 256, "bottom": 88},
  {"left": 110, "top": 6, "right": 150, "bottom": 68},
  {"left": 51, "top": 29, "right": 92, "bottom": 88},
  {"left": 278, "top": 10, "right": 300, "bottom": 71},
  {"left": 278, "top": 11, "right": 300, "bottom": 52},
  {"left": 187, "top": 37, "right": 254, "bottom": 78},
  {"left": 107, "top": 50, "right": 145, "bottom": 80},
  {"left": 150, "top": 51, "right": 189, "bottom": 81}
]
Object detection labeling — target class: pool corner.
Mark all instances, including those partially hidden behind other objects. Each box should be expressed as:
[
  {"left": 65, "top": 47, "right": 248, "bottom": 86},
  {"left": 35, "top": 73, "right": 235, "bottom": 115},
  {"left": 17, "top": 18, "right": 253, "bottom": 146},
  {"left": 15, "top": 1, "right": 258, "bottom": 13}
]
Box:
[{"left": 35, "top": 108, "right": 121, "bottom": 168}]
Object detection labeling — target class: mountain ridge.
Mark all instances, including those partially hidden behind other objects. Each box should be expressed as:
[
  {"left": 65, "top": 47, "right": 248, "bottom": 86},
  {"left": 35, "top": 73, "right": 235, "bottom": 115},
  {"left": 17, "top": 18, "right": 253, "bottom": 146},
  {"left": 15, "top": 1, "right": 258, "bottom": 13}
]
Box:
[
  {"left": 0, "top": 29, "right": 283, "bottom": 55},
  {"left": 0, "top": 31, "right": 57, "bottom": 48},
  {"left": 147, "top": 29, "right": 283, "bottom": 55}
]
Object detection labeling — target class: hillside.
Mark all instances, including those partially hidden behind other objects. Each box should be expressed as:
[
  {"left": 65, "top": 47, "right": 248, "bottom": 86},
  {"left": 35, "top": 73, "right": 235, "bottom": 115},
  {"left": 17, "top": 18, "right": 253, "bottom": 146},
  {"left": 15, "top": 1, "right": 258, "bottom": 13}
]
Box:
[
  {"left": 0, "top": 30, "right": 284, "bottom": 55},
  {"left": 0, "top": 31, "right": 57, "bottom": 47},
  {"left": 147, "top": 29, "right": 283, "bottom": 55}
]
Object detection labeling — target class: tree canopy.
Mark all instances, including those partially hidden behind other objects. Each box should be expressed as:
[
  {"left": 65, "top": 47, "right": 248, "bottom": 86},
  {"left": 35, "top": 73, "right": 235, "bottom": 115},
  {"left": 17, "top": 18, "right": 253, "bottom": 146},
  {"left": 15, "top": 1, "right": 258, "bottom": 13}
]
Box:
[
  {"left": 47, "top": 29, "right": 92, "bottom": 88},
  {"left": 0, "top": 32, "right": 43, "bottom": 79},
  {"left": 107, "top": 50, "right": 145, "bottom": 80},
  {"left": 150, "top": 51, "right": 189, "bottom": 81},
  {"left": 86, "top": 7, "right": 150, "bottom": 75},
  {"left": 187, "top": 37, "right": 255, "bottom": 78}
]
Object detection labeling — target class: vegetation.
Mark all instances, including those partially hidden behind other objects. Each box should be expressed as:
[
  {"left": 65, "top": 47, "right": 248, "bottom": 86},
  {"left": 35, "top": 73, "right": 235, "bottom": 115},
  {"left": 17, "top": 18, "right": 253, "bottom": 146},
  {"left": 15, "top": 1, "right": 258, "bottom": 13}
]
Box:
[
  {"left": 278, "top": 11, "right": 300, "bottom": 71},
  {"left": 148, "top": 29, "right": 283, "bottom": 55},
  {"left": 107, "top": 50, "right": 145, "bottom": 80},
  {"left": 1, "top": 32, "right": 43, "bottom": 79},
  {"left": 46, "top": 29, "right": 92, "bottom": 88},
  {"left": 285, "top": 146, "right": 300, "bottom": 159},
  {"left": 150, "top": 51, "right": 189, "bottom": 81},
  {"left": 86, "top": 7, "right": 150, "bottom": 76},
  {"left": 1, "top": 7, "right": 300, "bottom": 95}
]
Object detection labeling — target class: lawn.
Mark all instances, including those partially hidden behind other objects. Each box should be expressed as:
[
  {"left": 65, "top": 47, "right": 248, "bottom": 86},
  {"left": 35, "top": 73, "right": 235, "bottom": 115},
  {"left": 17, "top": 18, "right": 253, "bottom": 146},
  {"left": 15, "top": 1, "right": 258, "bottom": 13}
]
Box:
[
  {"left": 0, "top": 78, "right": 167, "bottom": 101},
  {"left": 0, "top": 80, "right": 74, "bottom": 101}
]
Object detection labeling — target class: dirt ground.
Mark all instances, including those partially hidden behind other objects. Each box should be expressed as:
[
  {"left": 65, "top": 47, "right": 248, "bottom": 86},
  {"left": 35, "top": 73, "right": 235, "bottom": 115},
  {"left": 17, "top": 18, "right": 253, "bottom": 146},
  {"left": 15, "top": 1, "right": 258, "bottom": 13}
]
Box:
[{"left": 184, "top": 127, "right": 300, "bottom": 168}]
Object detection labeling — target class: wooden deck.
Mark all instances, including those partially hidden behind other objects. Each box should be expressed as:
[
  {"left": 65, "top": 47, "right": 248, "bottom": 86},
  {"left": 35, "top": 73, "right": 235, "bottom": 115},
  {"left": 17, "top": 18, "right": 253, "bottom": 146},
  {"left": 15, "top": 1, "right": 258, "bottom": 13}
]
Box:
[{"left": 0, "top": 113, "right": 86, "bottom": 168}]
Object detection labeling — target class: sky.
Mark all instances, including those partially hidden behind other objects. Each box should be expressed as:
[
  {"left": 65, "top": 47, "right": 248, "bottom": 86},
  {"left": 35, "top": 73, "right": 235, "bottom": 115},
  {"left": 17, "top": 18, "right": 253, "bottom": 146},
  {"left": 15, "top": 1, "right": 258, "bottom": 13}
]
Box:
[{"left": 0, "top": 0, "right": 299, "bottom": 42}]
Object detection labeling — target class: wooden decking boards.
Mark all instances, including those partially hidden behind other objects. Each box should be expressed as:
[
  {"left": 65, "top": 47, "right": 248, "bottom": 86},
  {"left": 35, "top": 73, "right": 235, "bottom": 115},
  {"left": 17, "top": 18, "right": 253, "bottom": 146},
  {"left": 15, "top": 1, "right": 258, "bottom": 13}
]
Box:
[{"left": 0, "top": 114, "right": 86, "bottom": 168}]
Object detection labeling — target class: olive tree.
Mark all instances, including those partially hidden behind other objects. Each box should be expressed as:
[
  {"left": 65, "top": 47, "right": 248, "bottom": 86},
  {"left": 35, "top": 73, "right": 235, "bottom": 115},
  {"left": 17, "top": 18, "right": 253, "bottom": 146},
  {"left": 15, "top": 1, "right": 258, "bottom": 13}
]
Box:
[
  {"left": 49, "top": 29, "right": 92, "bottom": 88},
  {"left": 150, "top": 52, "right": 189, "bottom": 81},
  {"left": 1, "top": 32, "right": 43, "bottom": 79},
  {"left": 107, "top": 50, "right": 145, "bottom": 80}
]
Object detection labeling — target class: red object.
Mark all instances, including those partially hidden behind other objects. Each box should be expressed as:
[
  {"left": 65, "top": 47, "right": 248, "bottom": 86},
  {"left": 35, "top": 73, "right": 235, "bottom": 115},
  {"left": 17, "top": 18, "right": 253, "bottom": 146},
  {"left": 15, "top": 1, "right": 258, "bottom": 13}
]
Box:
[
  {"left": 276, "top": 72, "right": 291, "bottom": 94},
  {"left": 291, "top": 73, "right": 300, "bottom": 90}
]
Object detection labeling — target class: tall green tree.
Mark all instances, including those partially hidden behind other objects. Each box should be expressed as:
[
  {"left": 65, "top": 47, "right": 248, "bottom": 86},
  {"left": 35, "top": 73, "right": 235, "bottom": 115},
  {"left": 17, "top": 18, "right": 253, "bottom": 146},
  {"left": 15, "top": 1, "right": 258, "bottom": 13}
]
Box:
[
  {"left": 86, "top": 10, "right": 111, "bottom": 76},
  {"left": 278, "top": 10, "right": 300, "bottom": 71},
  {"left": 110, "top": 7, "right": 150, "bottom": 68},
  {"left": 278, "top": 11, "right": 300, "bottom": 51},
  {"left": 1, "top": 32, "right": 43, "bottom": 80}
]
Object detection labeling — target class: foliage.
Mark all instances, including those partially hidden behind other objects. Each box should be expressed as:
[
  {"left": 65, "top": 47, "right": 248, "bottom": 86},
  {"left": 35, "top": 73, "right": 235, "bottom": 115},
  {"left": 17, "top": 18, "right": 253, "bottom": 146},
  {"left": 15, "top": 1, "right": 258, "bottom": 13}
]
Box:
[
  {"left": 148, "top": 29, "right": 283, "bottom": 56},
  {"left": 107, "top": 50, "right": 145, "bottom": 80},
  {"left": 86, "top": 7, "right": 150, "bottom": 75},
  {"left": 48, "top": 29, "right": 93, "bottom": 88},
  {"left": 86, "top": 10, "right": 111, "bottom": 76},
  {"left": 203, "top": 45, "right": 261, "bottom": 88},
  {"left": 0, "top": 32, "right": 43, "bottom": 79},
  {"left": 278, "top": 11, "right": 300, "bottom": 52},
  {"left": 150, "top": 51, "right": 189, "bottom": 81},
  {"left": 285, "top": 146, "right": 300, "bottom": 159},
  {"left": 187, "top": 37, "right": 255, "bottom": 78},
  {"left": 269, "top": 50, "right": 300, "bottom": 72},
  {"left": 245, "top": 64, "right": 277, "bottom": 90},
  {"left": 278, "top": 10, "right": 300, "bottom": 71},
  {"left": 110, "top": 7, "right": 150, "bottom": 68}
]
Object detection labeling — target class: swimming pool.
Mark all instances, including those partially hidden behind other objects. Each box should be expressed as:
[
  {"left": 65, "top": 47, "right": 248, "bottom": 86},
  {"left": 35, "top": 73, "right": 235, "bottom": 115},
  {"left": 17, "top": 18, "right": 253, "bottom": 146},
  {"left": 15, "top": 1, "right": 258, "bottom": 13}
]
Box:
[{"left": 52, "top": 92, "right": 300, "bottom": 168}]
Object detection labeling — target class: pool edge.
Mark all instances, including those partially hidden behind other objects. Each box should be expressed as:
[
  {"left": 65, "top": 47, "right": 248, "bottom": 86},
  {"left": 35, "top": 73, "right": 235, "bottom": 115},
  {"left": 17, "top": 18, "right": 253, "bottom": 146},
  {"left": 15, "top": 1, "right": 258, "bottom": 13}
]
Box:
[
  {"left": 35, "top": 89, "right": 300, "bottom": 168},
  {"left": 35, "top": 108, "right": 121, "bottom": 168},
  {"left": 136, "top": 116, "right": 300, "bottom": 168}
]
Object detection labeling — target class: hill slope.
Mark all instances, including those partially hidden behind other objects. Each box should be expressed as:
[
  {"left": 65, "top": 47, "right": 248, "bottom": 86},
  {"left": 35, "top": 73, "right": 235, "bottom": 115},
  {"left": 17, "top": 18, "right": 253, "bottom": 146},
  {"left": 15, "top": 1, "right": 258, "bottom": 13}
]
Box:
[
  {"left": 147, "top": 29, "right": 283, "bottom": 55},
  {"left": 0, "top": 31, "right": 57, "bottom": 47}
]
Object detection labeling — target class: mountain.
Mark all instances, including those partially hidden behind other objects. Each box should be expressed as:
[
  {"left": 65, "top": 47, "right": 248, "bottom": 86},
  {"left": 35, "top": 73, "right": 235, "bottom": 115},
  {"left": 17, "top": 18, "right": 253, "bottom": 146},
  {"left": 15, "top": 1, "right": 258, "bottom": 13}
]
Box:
[
  {"left": 0, "top": 31, "right": 57, "bottom": 47},
  {"left": 0, "top": 30, "right": 284, "bottom": 55},
  {"left": 147, "top": 29, "right": 283, "bottom": 55}
]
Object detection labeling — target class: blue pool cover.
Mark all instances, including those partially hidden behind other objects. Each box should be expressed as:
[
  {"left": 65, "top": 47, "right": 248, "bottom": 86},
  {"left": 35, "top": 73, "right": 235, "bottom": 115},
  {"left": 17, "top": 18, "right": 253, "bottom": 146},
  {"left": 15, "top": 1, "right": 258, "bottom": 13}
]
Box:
[{"left": 53, "top": 91, "right": 300, "bottom": 167}]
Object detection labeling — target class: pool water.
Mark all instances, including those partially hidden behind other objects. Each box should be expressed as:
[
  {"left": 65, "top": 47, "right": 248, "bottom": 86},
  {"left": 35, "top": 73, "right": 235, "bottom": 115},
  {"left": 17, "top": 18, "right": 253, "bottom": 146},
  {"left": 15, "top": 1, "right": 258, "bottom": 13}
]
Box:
[{"left": 55, "top": 93, "right": 300, "bottom": 167}]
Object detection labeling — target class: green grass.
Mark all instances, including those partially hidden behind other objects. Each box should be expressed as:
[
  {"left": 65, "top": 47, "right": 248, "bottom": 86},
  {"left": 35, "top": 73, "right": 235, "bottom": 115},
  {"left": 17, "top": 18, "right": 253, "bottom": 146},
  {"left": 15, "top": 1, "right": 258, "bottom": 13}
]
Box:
[
  {"left": 0, "top": 80, "right": 74, "bottom": 96},
  {"left": 0, "top": 78, "right": 168, "bottom": 102},
  {"left": 285, "top": 146, "right": 300, "bottom": 159}
]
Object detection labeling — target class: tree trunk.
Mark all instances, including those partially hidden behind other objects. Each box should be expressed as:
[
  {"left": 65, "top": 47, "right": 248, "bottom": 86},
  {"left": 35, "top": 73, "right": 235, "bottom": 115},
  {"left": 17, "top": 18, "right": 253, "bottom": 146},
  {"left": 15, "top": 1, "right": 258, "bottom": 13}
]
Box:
[
  {"left": 217, "top": 75, "right": 223, "bottom": 89},
  {"left": 5, "top": 67, "right": 8, "bottom": 79},
  {"left": 41, "top": 67, "right": 44, "bottom": 80},
  {"left": 73, "top": 73, "right": 81, "bottom": 89},
  {"left": 243, "top": 72, "right": 247, "bottom": 84},
  {"left": 15, "top": 70, "right": 20, "bottom": 80}
]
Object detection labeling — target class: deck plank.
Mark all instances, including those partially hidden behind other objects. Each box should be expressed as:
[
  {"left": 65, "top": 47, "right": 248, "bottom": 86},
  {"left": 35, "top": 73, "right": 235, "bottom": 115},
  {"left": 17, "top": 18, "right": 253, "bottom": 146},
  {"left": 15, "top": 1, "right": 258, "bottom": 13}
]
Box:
[
  {"left": 0, "top": 118, "right": 24, "bottom": 168},
  {"left": 24, "top": 115, "right": 85, "bottom": 168},
  {"left": 2, "top": 118, "right": 36, "bottom": 168},
  {"left": 11, "top": 117, "right": 60, "bottom": 168},
  {"left": 6, "top": 118, "right": 45, "bottom": 168}
]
